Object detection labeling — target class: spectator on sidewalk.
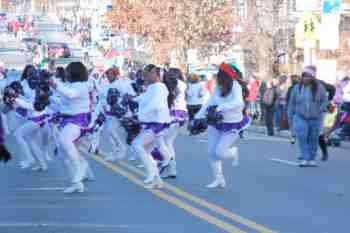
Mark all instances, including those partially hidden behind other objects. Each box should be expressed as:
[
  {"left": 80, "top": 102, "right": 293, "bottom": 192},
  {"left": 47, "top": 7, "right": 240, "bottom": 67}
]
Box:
[
  {"left": 275, "top": 75, "right": 290, "bottom": 133},
  {"left": 341, "top": 77, "right": 350, "bottom": 109},
  {"left": 259, "top": 80, "right": 267, "bottom": 124},
  {"left": 247, "top": 75, "right": 260, "bottom": 121},
  {"left": 288, "top": 66, "right": 328, "bottom": 167},
  {"left": 286, "top": 74, "right": 300, "bottom": 143},
  {"left": 333, "top": 76, "right": 350, "bottom": 106},
  {"left": 262, "top": 80, "right": 277, "bottom": 136},
  {"left": 186, "top": 74, "right": 206, "bottom": 122}
]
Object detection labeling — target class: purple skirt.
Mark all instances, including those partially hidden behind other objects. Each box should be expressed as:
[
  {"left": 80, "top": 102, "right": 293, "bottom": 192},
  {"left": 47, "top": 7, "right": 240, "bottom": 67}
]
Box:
[
  {"left": 141, "top": 122, "right": 169, "bottom": 135},
  {"left": 58, "top": 113, "right": 91, "bottom": 130},
  {"left": 215, "top": 116, "right": 252, "bottom": 133},
  {"left": 28, "top": 114, "right": 49, "bottom": 128},
  {"left": 151, "top": 148, "right": 163, "bottom": 161},
  {"left": 48, "top": 112, "right": 62, "bottom": 125},
  {"left": 15, "top": 107, "right": 28, "bottom": 118},
  {"left": 170, "top": 110, "right": 188, "bottom": 127}
]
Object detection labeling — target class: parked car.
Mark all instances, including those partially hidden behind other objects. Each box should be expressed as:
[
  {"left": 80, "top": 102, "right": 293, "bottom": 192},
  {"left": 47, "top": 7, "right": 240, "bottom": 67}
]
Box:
[{"left": 47, "top": 42, "right": 71, "bottom": 58}]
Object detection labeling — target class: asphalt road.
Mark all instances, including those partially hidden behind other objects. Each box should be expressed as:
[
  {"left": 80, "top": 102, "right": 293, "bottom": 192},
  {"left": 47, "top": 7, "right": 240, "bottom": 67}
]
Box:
[{"left": 0, "top": 16, "right": 349, "bottom": 233}]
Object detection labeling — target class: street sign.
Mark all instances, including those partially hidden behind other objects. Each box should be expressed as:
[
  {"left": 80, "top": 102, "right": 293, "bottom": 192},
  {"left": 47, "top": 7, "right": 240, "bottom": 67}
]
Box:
[
  {"left": 295, "top": 13, "right": 320, "bottom": 48},
  {"left": 320, "top": 0, "right": 341, "bottom": 50},
  {"left": 319, "top": 14, "right": 340, "bottom": 50}
]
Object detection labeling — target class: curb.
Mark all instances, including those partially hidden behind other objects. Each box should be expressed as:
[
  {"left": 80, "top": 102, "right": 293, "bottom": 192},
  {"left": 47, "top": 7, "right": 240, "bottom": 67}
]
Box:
[{"left": 247, "top": 125, "right": 292, "bottom": 138}]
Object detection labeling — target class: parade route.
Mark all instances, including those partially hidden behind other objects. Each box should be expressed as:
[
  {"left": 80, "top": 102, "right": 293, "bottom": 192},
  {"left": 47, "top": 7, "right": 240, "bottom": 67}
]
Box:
[{"left": 1, "top": 14, "right": 350, "bottom": 233}]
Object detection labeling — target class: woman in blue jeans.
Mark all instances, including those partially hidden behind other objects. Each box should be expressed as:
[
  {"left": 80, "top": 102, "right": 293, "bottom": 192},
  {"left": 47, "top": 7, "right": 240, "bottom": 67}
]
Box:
[{"left": 288, "top": 66, "right": 328, "bottom": 167}]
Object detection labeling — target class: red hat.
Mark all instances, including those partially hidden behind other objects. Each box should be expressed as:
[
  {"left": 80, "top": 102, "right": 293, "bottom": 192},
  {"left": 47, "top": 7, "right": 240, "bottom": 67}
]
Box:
[{"left": 219, "top": 63, "right": 238, "bottom": 81}]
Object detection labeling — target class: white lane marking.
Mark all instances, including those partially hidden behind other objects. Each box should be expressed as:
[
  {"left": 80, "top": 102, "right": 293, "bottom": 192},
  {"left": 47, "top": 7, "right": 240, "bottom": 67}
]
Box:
[
  {"left": 198, "top": 139, "right": 208, "bottom": 143},
  {"left": 269, "top": 158, "right": 299, "bottom": 166},
  {"left": 0, "top": 206, "right": 93, "bottom": 209},
  {"left": 18, "top": 187, "right": 64, "bottom": 191},
  {"left": 0, "top": 223, "right": 144, "bottom": 229},
  {"left": 1, "top": 196, "right": 144, "bottom": 201}
]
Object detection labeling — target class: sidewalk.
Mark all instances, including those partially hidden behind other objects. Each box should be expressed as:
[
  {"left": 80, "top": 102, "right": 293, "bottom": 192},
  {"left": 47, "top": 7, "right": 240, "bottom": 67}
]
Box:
[
  {"left": 248, "top": 124, "right": 292, "bottom": 138},
  {"left": 181, "top": 123, "right": 292, "bottom": 140}
]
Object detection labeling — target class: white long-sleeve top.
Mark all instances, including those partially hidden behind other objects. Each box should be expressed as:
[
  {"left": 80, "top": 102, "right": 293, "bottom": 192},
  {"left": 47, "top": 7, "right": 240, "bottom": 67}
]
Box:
[
  {"left": 20, "top": 80, "right": 35, "bottom": 101},
  {"left": 48, "top": 77, "right": 64, "bottom": 113},
  {"left": 186, "top": 82, "right": 206, "bottom": 106},
  {"left": 134, "top": 82, "right": 171, "bottom": 123},
  {"left": 172, "top": 80, "right": 187, "bottom": 112},
  {"left": 97, "top": 78, "right": 136, "bottom": 112},
  {"left": 53, "top": 81, "right": 91, "bottom": 115},
  {"left": 15, "top": 97, "right": 49, "bottom": 118},
  {"left": 195, "top": 80, "right": 244, "bottom": 123},
  {"left": 113, "top": 78, "right": 136, "bottom": 97}
]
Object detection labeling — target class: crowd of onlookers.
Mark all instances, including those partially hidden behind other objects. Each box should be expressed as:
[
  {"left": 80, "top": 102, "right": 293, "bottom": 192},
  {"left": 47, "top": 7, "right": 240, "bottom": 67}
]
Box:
[{"left": 244, "top": 72, "right": 350, "bottom": 138}]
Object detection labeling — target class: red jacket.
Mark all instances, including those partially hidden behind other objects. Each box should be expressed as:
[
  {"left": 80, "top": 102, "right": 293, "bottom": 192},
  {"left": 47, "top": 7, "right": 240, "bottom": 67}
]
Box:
[{"left": 247, "top": 79, "right": 259, "bottom": 102}]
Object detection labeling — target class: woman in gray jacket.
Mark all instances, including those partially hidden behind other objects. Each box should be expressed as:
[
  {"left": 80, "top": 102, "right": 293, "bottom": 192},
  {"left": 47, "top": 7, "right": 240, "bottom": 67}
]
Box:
[{"left": 288, "top": 66, "right": 328, "bottom": 167}]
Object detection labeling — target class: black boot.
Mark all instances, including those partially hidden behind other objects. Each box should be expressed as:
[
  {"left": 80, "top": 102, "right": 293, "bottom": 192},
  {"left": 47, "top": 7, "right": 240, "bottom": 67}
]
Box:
[
  {"left": 0, "top": 145, "right": 12, "bottom": 163},
  {"left": 319, "top": 135, "right": 329, "bottom": 161}
]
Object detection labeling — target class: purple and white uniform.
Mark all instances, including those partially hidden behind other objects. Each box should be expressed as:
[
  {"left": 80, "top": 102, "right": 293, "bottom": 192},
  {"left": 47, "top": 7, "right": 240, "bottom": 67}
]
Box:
[
  {"left": 52, "top": 80, "right": 93, "bottom": 187},
  {"left": 196, "top": 80, "right": 250, "bottom": 188},
  {"left": 163, "top": 80, "right": 188, "bottom": 178},
  {"left": 132, "top": 82, "right": 172, "bottom": 184}
]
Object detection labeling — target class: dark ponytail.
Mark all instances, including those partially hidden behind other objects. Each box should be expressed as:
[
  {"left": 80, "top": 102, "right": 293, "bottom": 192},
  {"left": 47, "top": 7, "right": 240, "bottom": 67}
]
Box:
[
  {"left": 237, "top": 78, "right": 249, "bottom": 100},
  {"left": 163, "top": 68, "right": 183, "bottom": 109}
]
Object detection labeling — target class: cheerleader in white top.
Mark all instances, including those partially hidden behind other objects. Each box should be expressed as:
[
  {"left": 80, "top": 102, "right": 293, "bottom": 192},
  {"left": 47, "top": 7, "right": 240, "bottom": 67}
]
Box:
[
  {"left": 12, "top": 65, "right": 39, "bottom": 168},
  {"left": 41, "top": 67, "right": 67, "bottom": 162},
  {"left": 8, "top": 65, "right": 36, "bottom": 134},
  {"left": 109, "top": 71, "right": 137, "bottom": 160},
  {"left": 0, "top": 74, "right": 10, "bottom": 136},
  {"left": 161, "top": 68, "right": 188, "bottom": 179},
  {"left": 86, "top": 68, "right": 106, "bottom": 156},
  {"left": 50, "top": 62, "right": 93, "bottom": 193},
  {"left": 186, "top": 74, "right": 206, "bottom": 122},
  {"left": 14, "top": 81, "right": 51, "bottom": 171},
  {"left": 132, "top": 64, "right": 172, "bottom": 189},
  {"left": 195, "top": 64, "right": 251, "bottom": 189},
  {"left": 93, "top": 67, "right": 129, "bottom": 162}
]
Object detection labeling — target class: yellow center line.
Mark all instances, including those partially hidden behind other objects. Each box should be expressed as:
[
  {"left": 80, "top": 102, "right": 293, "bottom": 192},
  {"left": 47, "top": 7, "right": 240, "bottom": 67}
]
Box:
[
  {"left": 118, "top": 161, "right": 278, "bottom": 233},
  {"left": 80, "top": 143, "right": 278, "bottom": 233},
  {"left": 82, "top": 148, "right": 245, "bottom": 233}
]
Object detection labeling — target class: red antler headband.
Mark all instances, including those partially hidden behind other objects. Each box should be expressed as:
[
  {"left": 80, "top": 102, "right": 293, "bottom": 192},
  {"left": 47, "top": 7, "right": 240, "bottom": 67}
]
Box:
[{"left": 219, "top": 63, "right": 237, "bottom": 81}]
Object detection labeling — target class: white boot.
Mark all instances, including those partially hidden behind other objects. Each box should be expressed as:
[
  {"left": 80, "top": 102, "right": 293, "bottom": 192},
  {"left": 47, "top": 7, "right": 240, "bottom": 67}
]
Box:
[
  {"left": 63, "top": 158, "right": 73, "bottom": 180},
  {"left": 63, "top": 182, "right": 84, "bottom": 193},
  {"left": 161, "top": 159, "right": 177, "bottom": 179},
  {"left": 31, "top": 163, "right": 48, "bottom": 171},
  {"left": 80, "top": 156, "right": 95, "bottom": 182},
  {"left": 20, "top": 160, "right": 35, "bottom": 169},
  {"left": 127, "top": 147, "right": 137, "bottom": 161},
  {"left": 141, "top": 156, "right": 158, "bottom": 184},
  {"left": 70, "top": 158, "right": 84, "bottom": 185},
  {"left": 226, "top": 147, "right": 239, "bottom": 167},
  {"left": 205, "top": 161, "right": 226, "bottom": 189},
  {"left": 144, "top": 175, "right": 164, "bottom": 189},
  {"left": 104, "top": 152, "right": 117, "bottom": 162},
  {"left": 89, "top": 131, "right": 101, "bottom": 155}
]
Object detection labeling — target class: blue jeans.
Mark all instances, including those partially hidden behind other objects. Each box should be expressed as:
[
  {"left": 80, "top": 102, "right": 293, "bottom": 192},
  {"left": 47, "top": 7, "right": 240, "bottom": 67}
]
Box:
[
  {"left": 293, "top": 115, "right": 322, "bottom": 161},
  {"left": 249, "top": 101, "right": 258, "bottom": 118},
  {"left": 275, "top": 104, "right": 287, "bottom": 130}
]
